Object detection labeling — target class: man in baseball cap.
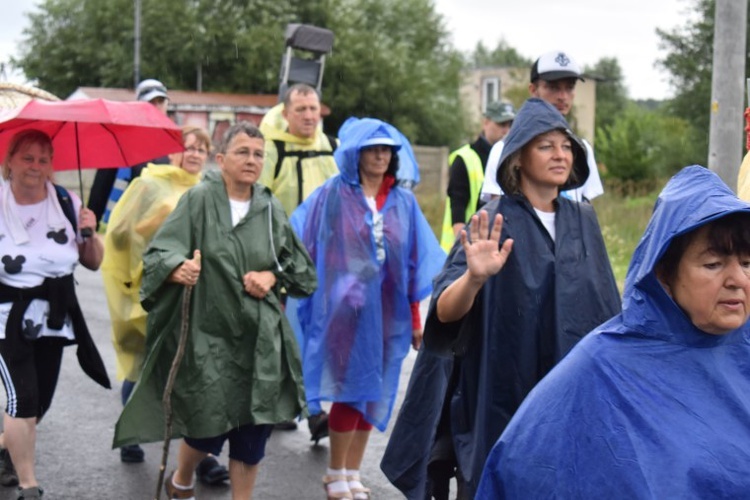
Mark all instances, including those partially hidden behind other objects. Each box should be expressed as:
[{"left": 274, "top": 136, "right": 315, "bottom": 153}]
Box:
[
  {"left": 528, "top": 51, "right": 584, "bottom": 116},
  {"left": 88, "top": 78, "right": 172, "bottom": 230},
  {"left": 480, "top": 51, "right": 604, "bottom": 203},
  {"left": 135, "top": 78, "right": 169, "bottom": 112},
  {"left": 440, "top": 100, "right": 516, "bottom": 251}
]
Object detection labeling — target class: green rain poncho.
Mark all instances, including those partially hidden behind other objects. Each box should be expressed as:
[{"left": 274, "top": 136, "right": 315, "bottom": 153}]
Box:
[{"left": 113, "top": 171, "right": 317, "bottom": 447}]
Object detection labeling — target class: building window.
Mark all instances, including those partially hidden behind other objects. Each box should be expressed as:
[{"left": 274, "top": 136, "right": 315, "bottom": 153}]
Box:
[{"left": 482, "top": 77, "right": 500, "bottom": 112}]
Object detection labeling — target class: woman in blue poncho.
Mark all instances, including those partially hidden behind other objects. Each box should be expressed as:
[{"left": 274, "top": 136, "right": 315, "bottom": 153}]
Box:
[
  {"left": 477, "top": 165, "right": 750, "bottom": 499},
  {"left": 290, "top": 118, "right": 445, "bottom": 499}
]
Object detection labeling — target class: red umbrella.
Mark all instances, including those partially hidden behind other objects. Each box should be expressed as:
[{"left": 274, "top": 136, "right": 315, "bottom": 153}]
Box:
[
  {"left": 0, "top": 98, "right": 184, "bottom": 237},
  {"left": 0, "top": 98, "right": 184, "bottom": 188}
]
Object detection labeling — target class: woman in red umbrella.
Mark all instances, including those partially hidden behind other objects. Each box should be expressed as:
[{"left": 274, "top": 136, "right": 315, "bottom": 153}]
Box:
[{"left": 0, "top": 129, "right": 109, "bottom": 499}]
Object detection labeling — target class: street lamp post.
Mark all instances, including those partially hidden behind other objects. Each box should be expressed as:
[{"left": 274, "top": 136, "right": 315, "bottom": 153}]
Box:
[
  {"left": 708, "top": 0, "right": 748, "bottom": 189},
  {"left": 134, "top": 0, "right": 141, "bottom": 87}
]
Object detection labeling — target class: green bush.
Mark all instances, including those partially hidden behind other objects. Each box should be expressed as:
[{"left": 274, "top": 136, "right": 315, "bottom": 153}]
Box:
[{"left": 596, "top": 105, "right": 704, "bottom": 181}]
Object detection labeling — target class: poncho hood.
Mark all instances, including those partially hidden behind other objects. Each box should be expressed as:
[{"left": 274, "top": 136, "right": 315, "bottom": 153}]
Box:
[
  {"left": 339, "top": 117, "right": 420, "bottom": 187},
  {"left": 497, "top": 97, "right": 588, "bottom": 193},
  {"left": 622, "top": 165, "right": 750, "bottom": 344},
  {"left": 334, "top": 118, "right": 402, "bottom": 186}
]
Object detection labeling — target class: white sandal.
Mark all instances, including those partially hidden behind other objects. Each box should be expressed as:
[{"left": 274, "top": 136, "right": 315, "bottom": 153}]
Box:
[
  {"left": 323, "top": 474, "right": 353, "bottom": 499},
  {"left": 347, "top": 474, "right": 371, "bottom": 500}
]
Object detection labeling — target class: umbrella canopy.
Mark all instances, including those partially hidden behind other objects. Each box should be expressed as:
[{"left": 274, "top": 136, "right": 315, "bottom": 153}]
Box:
[{"left": 0, "top": 98, "right": 183, "bottom": 171}]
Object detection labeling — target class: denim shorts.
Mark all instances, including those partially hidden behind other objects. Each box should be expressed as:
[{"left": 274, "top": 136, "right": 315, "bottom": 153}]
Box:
[{"left": 184, "top": 424, "right": 273, "bottom": 465}]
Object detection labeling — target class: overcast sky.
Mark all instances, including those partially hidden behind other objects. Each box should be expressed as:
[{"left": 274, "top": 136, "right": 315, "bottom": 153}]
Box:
[
  {"left": 434, "top": 0, "right": 697, "bottom": 100},
  {"left": 1, "top": 0, "right": 696, "bottom": 100}
]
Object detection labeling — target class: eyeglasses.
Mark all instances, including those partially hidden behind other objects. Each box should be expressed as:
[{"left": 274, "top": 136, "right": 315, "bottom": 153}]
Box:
[
  {"left": 185, "top": 146, "right": 209, "bottom": 156},
  {"left": 228, "top": 148, "right": 264, "bottom": 162}
]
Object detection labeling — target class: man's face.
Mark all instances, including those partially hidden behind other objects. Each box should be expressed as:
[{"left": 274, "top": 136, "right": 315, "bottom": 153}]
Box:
[
  {"left": 149, "top": 96, "right": 169, "bottom": 115},
  {"left": 529, "top": 78, "right": 577, "bottom": 115},
  {"left": 282, "top": 91, "right": 321, "bottom": 139},
  {"left": 482, "top": 119, "right": 512, "bottom": 145}
]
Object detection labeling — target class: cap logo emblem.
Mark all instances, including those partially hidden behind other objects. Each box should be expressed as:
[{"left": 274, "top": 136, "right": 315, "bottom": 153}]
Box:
[{"left": 555, "top": 53, "right": 570, "bottom": 67}]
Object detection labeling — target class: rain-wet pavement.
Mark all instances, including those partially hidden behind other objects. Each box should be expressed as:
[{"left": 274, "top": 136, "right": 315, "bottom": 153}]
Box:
[{"left": 0, "top": 267, "right": 422, "bottom": 499}]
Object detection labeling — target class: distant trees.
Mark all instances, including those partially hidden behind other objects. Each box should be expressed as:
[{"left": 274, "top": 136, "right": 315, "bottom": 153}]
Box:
[
  {"left": 14, "top": 0, "right": 733, "bottom": 175},
  {"left": 468, "top": 39, "right": 531, "bottom": 68},
  {"left": 14, "top": 0, "right": 467, "bottom": 146},
  {"left": 596, "top": 105, "right": 702, "bottom": 181},
  {"left": 584, "top": 57, "right": 628, "bottom": 132},
  {"left": 656, "top": 0, "right": 716, "bottom": 160},
  {"left": 657, "top": 0, "right": 750, "bottom": 162},
  {"left": 587, "top": 56, "right": 704, "bottom": 182}
]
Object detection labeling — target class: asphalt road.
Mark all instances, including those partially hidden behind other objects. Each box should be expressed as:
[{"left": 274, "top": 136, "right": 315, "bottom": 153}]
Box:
[{"left": 0, "top": 266, "right": 423, "bottom": 499}]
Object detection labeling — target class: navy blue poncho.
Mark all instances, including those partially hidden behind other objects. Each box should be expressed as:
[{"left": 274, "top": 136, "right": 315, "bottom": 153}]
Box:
[{"left": 381, "top": 98, "right": 621, "bottom": 498}]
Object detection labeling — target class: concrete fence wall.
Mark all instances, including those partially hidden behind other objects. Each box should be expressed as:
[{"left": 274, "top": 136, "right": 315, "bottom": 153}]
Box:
[{"left": 412, "top": 145, "right": 449, "bottom": 199}]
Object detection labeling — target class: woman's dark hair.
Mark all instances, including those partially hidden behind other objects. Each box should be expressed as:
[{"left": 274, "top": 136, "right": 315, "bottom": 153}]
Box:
[
  {"left": 218, "top": 122, "right": 264, "bottom": 154},
  {"left": 359, "top": 145, "right": 400, "bottom": 179},
  {"left": 656, "top": 212, "right": 750, "bottom": 285}
]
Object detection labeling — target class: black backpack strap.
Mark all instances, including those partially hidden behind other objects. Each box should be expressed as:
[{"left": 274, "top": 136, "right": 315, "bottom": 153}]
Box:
[
  {"left": 325, "top": 134, "right": 338, "bottom": 153},
  {"left": 273, "top": 139, "right": 286, "bottom": 180},
  {"left": 272, "top": 136, "right": 338, "bottom": 206},
  {"left": 54, "top": 184, "right": 78, "bottom": 234}
]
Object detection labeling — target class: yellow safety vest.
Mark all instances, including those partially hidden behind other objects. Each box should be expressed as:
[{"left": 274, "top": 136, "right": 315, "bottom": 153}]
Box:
[{"left": 440, "top": 144, "right": 485, "bottom": 252}]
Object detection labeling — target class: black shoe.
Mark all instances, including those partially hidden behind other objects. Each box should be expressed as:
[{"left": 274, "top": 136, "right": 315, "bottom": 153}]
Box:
[
  {"left": 120, "top": 444, "right": 145, "bottom": 463},
  {"left": 16, "top": 486, "right": 43, "bottom": 499},
  {"left": 196, "top": 456, "right": 229, "bottom": 486},
  {"left": 308, "top": 411, "right": 329, "bottom": 444},
  {"left": 273, "top": 420, "right": 298, "bottom": 431},
  {"left": 0, "top": 448, "right": 18, "bottom": 487}
]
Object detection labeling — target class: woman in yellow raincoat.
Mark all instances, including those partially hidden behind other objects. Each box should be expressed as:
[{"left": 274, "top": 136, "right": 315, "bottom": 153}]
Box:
[{"left": 101, "top": 126, "right": 210, "bottom": 464}]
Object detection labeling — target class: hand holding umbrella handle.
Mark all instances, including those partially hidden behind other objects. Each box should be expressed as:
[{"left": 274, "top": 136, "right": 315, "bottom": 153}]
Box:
[{"left": 78, "top": 207, "right": 97, "bottom": 239}]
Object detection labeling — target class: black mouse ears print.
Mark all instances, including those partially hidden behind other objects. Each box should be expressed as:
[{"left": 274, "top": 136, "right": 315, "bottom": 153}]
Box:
[
  {"left": 22, "top": 319, "right": 42, "bottom": 341},
  {"left": 46, "top": 229, "right": 68, "bottom": 245},
  {"left": 1, "top": 255, "right": 25, "bottom": 275}
]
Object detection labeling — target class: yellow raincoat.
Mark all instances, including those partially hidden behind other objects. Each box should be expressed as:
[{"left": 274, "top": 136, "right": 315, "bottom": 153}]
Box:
[
  {"left": 738, "top": 152, "right": 750, "bottom": 201},
  {"left": 259, "top": 103, "right": 339, "bottom": 216},
  {"left": 101, "top": 164, "right": 200, "bottom": 381}
]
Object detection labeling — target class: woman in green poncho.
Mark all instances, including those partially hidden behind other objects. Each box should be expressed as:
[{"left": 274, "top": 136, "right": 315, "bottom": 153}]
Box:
[{"left": 113, "top": 122, "right": 317, "bottom": 499}]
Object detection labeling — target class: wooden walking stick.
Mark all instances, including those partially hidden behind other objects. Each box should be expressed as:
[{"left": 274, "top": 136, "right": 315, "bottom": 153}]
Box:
[{"left": 155, "top": 252, "right": 200, "bottom": 500}]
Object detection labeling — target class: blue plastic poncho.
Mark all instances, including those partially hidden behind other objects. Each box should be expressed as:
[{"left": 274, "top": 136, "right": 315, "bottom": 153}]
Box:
[
  {"left": 478, "top": 165, "right": 750, "bottom": 499},
  {"left": 289, "top": 118, "right": 445, "bottom": 431}
]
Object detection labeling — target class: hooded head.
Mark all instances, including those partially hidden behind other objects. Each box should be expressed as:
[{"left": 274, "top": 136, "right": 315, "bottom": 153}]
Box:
[
  {"left": 622, "top": 166, "right": 750, "bottom": 342},
  {"left": 496, "top": 98, "right": 588, "bottom": 195},
  {"left": 335, "top": 118, "right": 402, "bottom": 185}
]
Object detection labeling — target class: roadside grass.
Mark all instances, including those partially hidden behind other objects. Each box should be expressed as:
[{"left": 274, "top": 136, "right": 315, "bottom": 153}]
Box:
[
  {"left": 416, "top": 178, "right": 665, "bottom": 294},
  {"left": 593, "top": 180, "right": 663, "bottom": 292}
]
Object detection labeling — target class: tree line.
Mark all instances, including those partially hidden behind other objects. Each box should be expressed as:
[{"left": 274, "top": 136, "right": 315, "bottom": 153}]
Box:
[{"left": 11, "top": 0, "right": 729, "bottom": 181}]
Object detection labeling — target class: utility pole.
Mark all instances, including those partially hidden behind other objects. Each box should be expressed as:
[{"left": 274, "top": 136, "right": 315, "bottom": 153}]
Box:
[
  {"left": 708, "top": 0, "right": 748, "bottom": 190},
  {"left": 134, "top": 0, "right": 141, "bottom": 87}
]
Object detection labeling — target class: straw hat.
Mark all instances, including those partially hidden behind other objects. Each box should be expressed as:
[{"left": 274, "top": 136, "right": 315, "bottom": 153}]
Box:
[{"left": 0, "top": 83, "right": 60, "bottom": 109}]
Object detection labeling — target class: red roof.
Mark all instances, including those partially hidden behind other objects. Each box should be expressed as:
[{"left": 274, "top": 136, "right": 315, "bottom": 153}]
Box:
[
  {"left": 69, "top": 87, "right": 276, "bottom": 107},
  {"left": 67, "top": 87, "right": 330, "bottom": 115}
]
